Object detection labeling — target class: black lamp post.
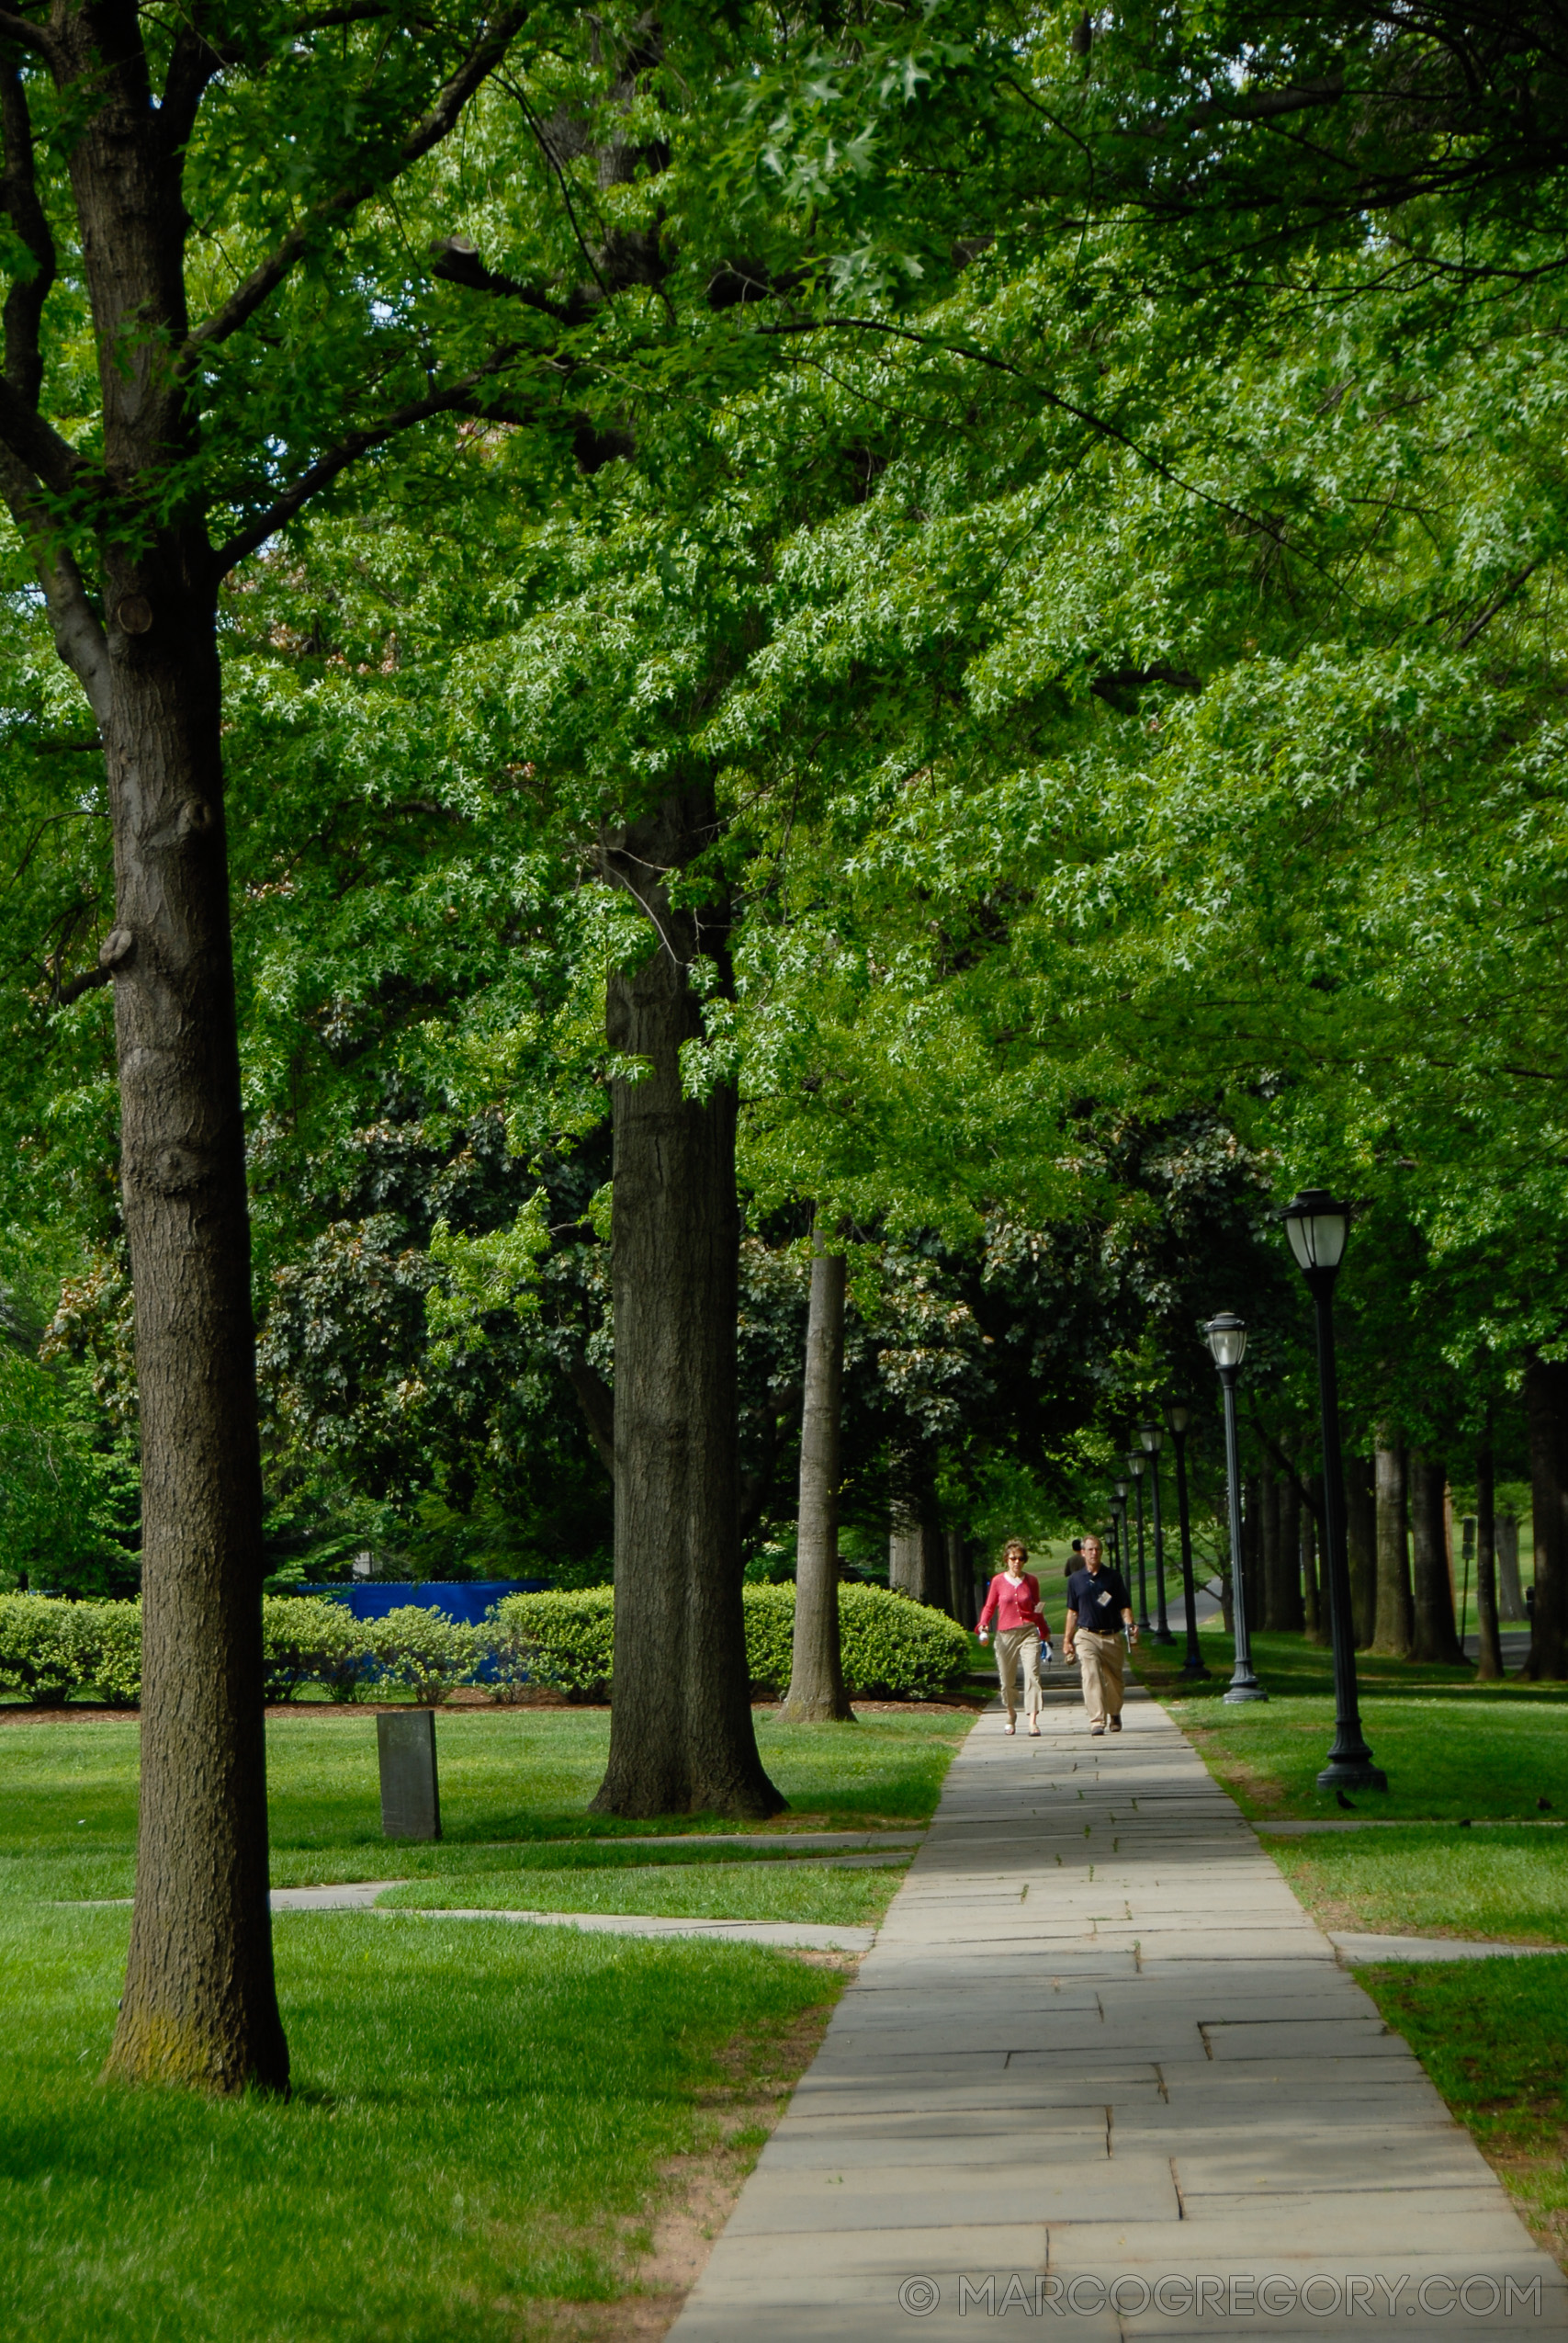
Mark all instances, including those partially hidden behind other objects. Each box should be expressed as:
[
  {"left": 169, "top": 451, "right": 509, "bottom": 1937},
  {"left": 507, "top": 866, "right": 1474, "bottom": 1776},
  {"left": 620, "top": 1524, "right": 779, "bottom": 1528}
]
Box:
[
  {"left": 1111, "top": 1481, "right": 1129, "bottom": 1576},
  {"left": 1204, "top": 1313, "right": 1267, "bottom": 1703},
  {"left": 1127, "top": 1452, "right": 1151, "bottom": 1633},
  {"left": 1167, "top": 1402, "right": 1209, "bottom": 1677},
  {"left": 1279, "top": 1191, "right": 1386, "bottom": 1790},
  {"left": 1139, "top": 1421, "right": 1176, "bottom": 1646}
]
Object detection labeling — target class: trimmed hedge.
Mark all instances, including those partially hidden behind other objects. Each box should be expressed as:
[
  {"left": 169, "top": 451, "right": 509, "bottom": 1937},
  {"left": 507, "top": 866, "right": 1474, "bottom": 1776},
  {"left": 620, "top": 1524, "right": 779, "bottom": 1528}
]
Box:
[
  {"left": 492, "top": 1582, "right": 969, "bottom": 1703},
  {"left": 0, "top": 1580, "right": 971, "bottom": 1708},
  {"left": 490, "top": 1588, "right": 613, "bottom": 1698},
  {"left": 367, "top": 1606, "right": 480, "bottom": 1705},
  {"left": 261, "top": 1597, "right": 370, "bottom": 1704},
  {"left": 0, "top": 1595, "right": 142, "bottom": 1705}
]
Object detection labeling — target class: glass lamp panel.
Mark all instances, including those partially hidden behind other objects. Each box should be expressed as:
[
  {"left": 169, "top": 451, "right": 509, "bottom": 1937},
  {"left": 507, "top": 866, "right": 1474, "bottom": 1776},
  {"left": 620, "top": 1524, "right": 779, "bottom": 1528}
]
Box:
[
  {"left": 1167, "top": 1403, "right": 1190, "bottom": 1434},
  {"left": 1205, "top": 1316, "right": 1247, "bottom": 1368},
  {"left": 1139, "top": 1421, "right": 1163, "bottom": 1453}
]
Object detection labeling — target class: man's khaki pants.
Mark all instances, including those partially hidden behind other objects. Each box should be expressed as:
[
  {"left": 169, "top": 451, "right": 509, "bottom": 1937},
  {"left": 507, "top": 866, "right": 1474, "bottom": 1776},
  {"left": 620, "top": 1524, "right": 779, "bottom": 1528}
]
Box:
[
  {"left": 1075, "top": 1628, "right": 1125, "bottom": 1728},
  {"left": 994, "top": 1625, "right": 1043, "bottom": 1721}
]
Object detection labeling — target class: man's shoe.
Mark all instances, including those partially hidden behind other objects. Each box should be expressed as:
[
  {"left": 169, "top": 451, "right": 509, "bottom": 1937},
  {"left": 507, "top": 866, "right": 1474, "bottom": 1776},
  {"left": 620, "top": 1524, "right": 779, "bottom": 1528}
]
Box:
[
  {"left": 1090, "top": 1725, "right": 1105, "bottom": 1736},
  {"left": 1108, "top": 1716, "right": 1122, "bottom": 1733}
]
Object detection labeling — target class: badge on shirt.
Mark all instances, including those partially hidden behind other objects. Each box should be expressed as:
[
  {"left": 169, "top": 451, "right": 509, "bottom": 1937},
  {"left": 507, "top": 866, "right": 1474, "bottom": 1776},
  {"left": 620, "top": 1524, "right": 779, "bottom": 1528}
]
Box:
[{"left": 1098, "top": 1590, "right": 1111, "bottom": 1607}]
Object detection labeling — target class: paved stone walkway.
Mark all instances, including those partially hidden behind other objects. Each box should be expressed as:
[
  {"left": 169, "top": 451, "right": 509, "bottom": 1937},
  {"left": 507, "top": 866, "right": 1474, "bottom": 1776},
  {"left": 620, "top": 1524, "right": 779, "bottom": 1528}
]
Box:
[{"left": 669, "top": 1683, "right": 1568, "bottom": 2340}]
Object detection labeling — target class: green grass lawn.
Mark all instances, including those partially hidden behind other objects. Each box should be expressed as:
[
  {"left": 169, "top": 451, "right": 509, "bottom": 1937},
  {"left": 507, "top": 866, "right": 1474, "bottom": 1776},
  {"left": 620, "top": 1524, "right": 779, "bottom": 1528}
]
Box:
[
  {"left": 376, "top": 1855, "right": 907, "bottom": 1924},
  {"left": 1134, "top": 1625, "right": 1568, "bottom": 1819},
  {"left": 0, "top": 1704, "right": 964, "bottom": 1902},
  {"left": 1269, "top": 1826, "right": 1568, "bottom": 1944},
  {"left": 0, "top": 1703, "right": 967, "bottom": 2340},
  {"left": 1359, "top": 1955, "right": 1568, "bottom": 2269}
]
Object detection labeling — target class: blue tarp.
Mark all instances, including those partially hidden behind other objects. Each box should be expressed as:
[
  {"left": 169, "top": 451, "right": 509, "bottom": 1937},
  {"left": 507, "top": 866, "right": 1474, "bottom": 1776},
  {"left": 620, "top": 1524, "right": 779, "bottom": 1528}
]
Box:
[
  {"left": 294, "top": 1581, "right": 548, "bottom": 1684},
  {"left": 298, "top": 1581, "right": 545, "bottom": 1623}
]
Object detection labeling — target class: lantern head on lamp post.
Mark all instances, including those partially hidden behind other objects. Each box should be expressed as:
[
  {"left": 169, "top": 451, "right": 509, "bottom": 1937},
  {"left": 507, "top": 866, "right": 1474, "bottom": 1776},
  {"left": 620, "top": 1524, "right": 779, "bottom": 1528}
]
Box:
[
  {"left": 1204, "top": 1314, "right": 1266, "bottom": 1701},
  {"left": 1138, "top": 1421, "right": 1176, "bottom": 1646},
  {"left": 1278, "top": 1190, "right": 1387, "bottom": 1792},
  {"left": 1165, "top": 1401, "right": 1208, "bottom": 1675}
]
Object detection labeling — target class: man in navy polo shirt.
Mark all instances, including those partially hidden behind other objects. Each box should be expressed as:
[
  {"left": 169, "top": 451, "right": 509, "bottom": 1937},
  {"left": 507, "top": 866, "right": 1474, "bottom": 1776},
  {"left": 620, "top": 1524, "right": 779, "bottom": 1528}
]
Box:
[{"left": 1064, "top": 1534, "right": 1136, "bottom": 1737}]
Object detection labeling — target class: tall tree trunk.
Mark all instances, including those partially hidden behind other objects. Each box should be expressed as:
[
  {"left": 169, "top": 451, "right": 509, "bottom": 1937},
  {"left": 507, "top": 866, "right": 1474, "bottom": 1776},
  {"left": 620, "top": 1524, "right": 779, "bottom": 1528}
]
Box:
[
  {"left": 1371, "top": 1436, "right": 1413, "bottom": 1656},
  {"left": 779, "top": 1228, "right": 851, "bottom": 1723},
  {"left": 1277, "top": 1472, "right": 1303, "bottom": 1632},
  {"left": 946, "top": 1528, "right": 973, "bottom": 1627},
  {"left": 1496, "top": 1512, "right": 1527, "bottom": 1622},
  {"left": 1259, "top": 1474, "right": 1281, "bottom": 1628},
  {"left": 1523, "top": 1355, "right": 1568, "bottom": 1681},
  {"left": 102, "top": 612, "right": 288, "bottom": 2096},
  {"left": 591, "top": 794, "right": 782, "bottom": 1817},
  {"left": 1475, "top": 1430, "right": 1504, "bottom": 1681},
  {"left": 888, "top": 1511, "right": 922, "bottom": 1596},
  {"left": 919, "top": 1511, "right": 949, "bottom": 1610},
  {"left": 1242, "top": 1472, "right": 1263, "bottom": 1631},
  {"left": 1410, "top": 1453, "right": 1464, "bottom": 1664},
  {"left": 1302, "top": 1486, "right": 1328, "bottom": 1644},
  {"left": 1344, "top": 1454, "right": 1377, "bottom": 1646}
]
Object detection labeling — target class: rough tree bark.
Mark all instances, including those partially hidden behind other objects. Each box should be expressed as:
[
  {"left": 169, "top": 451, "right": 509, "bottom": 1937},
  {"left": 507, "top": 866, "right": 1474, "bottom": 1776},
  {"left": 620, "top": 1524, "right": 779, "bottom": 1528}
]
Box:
[
  {"left": 1242, "top": 1473, "right": 1263, "bottom": 1631},
  {"left": 1277, "top": 1473, "right": 1303, "bottom": 1633},
  {"left": 1371, "top": 1436, "right": 1414, "bottom": 1657},
  {"left": 1302, "top": 1488, "right": 1328, "bottom": 1644},
  {"left": 779, "top": 1224, "right": 852, "bottom": 1723},
  {"left": 946, "top": 1528, "right": 974, "bottom": 1627},
  {"left": 1497, "top": 1512, "right": 1527, "bottom": 1622},
  {"left": 1258, "top": 1474, "right": 1280, "bottom": 1629},
  {"left": 1410, "top": 1454, "right": 1464, "bottom": 1665},
  {"left": 1474, "top": 1430, "right": 1504, "bottom": 1681},
  {"left": 0, "top": 0, "right": 542, "bottom": 2095},
  {"left": 591, "top": 790, "right": 782, "bottom": 1816},
  {"left": 1345, "top": 1454, "right": 1377, "bottom": 1646},
  {"left": 888, "top": 1511, "right": 923, "bottom": 1596},
  {"left": 1523, "top": 1355, "right": 1568, "bottom": 1681},
  {"left": 919, "top": 1512, "right": 950, "bottom": 1612}
]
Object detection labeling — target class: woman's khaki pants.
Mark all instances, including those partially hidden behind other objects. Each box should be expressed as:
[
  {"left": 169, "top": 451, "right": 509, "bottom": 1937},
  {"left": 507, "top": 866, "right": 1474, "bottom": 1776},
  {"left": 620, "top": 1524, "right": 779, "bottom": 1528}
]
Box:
[
  {"left": 994, "top": 1625, "right": 1042, "bottom": 1720},
  {"left": 1075, "top": 1628, "right": 1124, "bottom": 1726}
]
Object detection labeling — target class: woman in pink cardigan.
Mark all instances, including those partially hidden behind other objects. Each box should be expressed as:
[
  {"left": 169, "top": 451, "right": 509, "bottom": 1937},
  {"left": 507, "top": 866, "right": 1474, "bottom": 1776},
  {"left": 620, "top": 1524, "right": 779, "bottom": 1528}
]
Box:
[{"left": 976, "top": 1540, "right": 1054, "bottom": 1736}]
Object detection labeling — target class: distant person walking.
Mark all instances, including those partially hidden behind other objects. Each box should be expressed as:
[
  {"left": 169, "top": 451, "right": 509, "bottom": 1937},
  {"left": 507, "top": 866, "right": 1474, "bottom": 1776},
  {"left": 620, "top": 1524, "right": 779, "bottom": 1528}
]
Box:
[
  {"left": 1064, "top": 1534, "right": 1136, "bottom": 1737},
  {"left": 977, "top": 1541, "right": 1052, "bottom": 1737}
]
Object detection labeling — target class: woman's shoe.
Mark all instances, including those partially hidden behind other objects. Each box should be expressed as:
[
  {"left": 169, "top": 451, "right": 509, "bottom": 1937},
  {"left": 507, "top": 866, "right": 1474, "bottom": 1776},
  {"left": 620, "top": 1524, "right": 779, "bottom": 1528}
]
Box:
[
  {"left": 1004, "top": 1720, "right": 1016, "bottom": 1735},
  {"left": 1028, "top": 1723, "right": 1041, "bottom": 1737}
]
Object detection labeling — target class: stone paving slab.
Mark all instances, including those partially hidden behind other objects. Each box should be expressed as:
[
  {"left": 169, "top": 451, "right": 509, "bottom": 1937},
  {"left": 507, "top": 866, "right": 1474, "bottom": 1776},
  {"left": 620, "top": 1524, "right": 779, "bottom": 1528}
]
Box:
[{"left": 668, "top": 1684, "right": 1568, "bottom": 2340}]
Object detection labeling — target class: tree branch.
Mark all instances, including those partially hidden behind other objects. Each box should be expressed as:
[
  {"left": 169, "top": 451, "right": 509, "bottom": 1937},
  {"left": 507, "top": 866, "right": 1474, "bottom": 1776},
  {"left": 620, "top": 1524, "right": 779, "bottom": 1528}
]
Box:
[
  {"left": 0, "top": 445, "right": 109, "bottom": 720},
  {"left": 1090, "top": 662, "right": 1201, "bottom": 705},
  {"left": 53, "top": 962, "right": 111, "bottom": 1007},
  {"left": 1, "top": 60, "right": 54, "bottom": 406},
  {"left": 1458, "top": 560, "right": 1541, "bottom": 650},
  {"left": 0, "top": 375, "right": 83, "bottom": 494},
  {"left": 0, "top": 8, "right": 58, "bottom": 66},
  {"left": 209, "top": 351, "right": 528, "bottom": 573},
  {"left": 178, "top": 4, "right": 531, "bottom": 375},
  {"left": 1181, "top": 70, "right": 1346, "bottom": 134},
  {"left": 430, "top": 232, "right": 596, "bottom": 325}
]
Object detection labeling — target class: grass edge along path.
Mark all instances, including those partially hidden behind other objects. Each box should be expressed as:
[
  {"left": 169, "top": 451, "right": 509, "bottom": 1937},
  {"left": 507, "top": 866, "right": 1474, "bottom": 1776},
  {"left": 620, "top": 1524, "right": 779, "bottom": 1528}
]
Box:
[{"left": 1359, "top": 1955, "right": 1568, "bottom": 2275}]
